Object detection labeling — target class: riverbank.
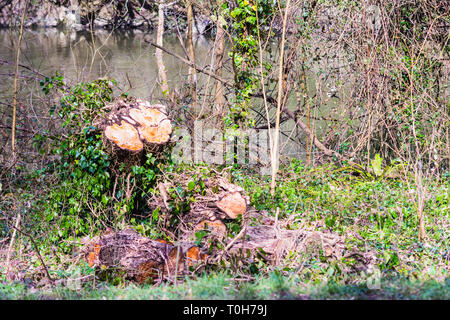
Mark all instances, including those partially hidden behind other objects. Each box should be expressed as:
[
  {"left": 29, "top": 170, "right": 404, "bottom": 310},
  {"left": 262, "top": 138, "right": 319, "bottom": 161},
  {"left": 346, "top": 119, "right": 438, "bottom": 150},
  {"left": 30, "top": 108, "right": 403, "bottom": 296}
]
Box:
[
  {"left": 1, "top": 161, "right": 448, "bottom": 299},
  {"left": 1, "top": 1, "right": 210, "bottom": 33}
]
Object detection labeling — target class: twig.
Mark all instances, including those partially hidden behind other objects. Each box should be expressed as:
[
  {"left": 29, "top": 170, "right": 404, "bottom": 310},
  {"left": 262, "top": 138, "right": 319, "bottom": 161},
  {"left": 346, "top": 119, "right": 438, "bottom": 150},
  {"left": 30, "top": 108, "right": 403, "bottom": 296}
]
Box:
[
  {"left": 11, "top": 0, "right": 29, "bottom": 168},
  {"left": 0, "top": 59, "right": 46, "bottom": 78},
  {"left": 5, "top": 213, "right": 21, "bottom": 277},
  {"left": 145, "top": 39, "right": 233, "bottom": 87},
  {"left": 158, "top": 182, "right": 170, "bottom": 211},
  {"left": 7, "top": 222, "right": 55, "bottom": 285},
  {"left": 223, "top": 226, "right": 247, "bottom": 252},
  {"left": 282, "top": 107, "right": 358, "bottom": 167}
]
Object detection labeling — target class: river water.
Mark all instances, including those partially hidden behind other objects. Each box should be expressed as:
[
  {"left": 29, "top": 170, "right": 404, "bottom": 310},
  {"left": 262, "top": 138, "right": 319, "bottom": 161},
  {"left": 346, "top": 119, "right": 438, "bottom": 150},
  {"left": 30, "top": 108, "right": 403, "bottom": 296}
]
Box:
[
  {"left": 0, "top": 28, "right": 220, "bottom": 98},
  {"left": 1, "top": 28, "right": 342, "bottom": 168}
]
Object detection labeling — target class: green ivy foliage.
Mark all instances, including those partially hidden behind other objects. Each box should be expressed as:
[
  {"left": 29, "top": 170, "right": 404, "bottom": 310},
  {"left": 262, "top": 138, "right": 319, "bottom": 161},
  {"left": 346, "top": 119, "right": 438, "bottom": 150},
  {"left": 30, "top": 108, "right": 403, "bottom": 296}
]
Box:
[
  {"left": 38, "top": 75, "right": 165, "bottom": 252},
  {"left": 222, "top": 0, "right": 275, "bottom": 131}
]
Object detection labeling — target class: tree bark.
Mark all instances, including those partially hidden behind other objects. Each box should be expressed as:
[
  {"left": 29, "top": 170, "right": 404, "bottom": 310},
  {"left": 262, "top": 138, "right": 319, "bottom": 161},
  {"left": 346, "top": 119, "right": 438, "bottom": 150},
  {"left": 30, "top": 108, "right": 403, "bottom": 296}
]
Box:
[
  {"left": 270, "top": 0, "right": 290, "bottom": 196},
  {"left": 213, "top": 7, "right": 226, "bottom": 115},
  {"left": 186, "top": 0, "right": 197, "bottom": 109},
  {"left": 156, "top": 1, "right": 170, "bottom": 97},
  {"left": 11, "top": 0, "right": 29, "bottom": 167}
]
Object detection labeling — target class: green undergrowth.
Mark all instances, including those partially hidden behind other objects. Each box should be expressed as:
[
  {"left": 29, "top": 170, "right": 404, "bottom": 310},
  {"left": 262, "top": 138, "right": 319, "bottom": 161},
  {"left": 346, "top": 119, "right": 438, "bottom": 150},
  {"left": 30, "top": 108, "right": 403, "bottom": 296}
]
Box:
[
  {"left": 1, "top": 160, "right": 448, "bottom": 299},
  {"left": 1, "top": 83, "right": 448, "bottom": 299},
  {"left": 233, "top": 160, "right": 448, "bottom": 277}
]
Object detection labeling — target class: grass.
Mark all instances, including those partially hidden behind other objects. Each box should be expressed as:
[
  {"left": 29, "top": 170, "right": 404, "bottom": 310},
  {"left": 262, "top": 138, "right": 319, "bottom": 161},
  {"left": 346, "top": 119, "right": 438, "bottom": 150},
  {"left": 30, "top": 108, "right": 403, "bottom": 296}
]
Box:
[{"left": 1, "top": 271, "right": 448, "bottom": 300}]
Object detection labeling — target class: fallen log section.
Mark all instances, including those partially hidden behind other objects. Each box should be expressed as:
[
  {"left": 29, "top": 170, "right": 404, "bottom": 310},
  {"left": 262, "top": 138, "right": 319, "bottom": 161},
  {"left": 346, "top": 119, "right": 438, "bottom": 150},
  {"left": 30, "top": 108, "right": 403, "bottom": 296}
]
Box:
[
  {"left": 216, "top": 191, "right": 247, "bottom": 219},
  {"left": 80, "top": 160, "right": 376, "bottom": 282},
  {"left": 84, "top": 228, "right": 209, "bottom": 283},
  {"left": 149, "top": 178, "right": 250, "bottom": 245},
  {"left": 83, "top": 221, "right": 377, "bottom": 283}
]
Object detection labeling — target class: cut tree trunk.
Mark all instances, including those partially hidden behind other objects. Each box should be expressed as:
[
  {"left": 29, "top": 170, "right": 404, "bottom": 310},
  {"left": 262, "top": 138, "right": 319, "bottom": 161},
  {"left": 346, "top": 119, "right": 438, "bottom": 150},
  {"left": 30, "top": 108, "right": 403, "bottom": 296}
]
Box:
[
  {"left": 149, "top": 177, "right": 249, "bottom": 223},
  {"left": 193, "top": 219, "right": 227, "bottom": 240},
  {"left": 186, "top": 245, "right": 208, "bottom": 266},
  {"left": 84, "top": 228, "right": 185, "bottom": 283},
  {"left": 83, "top": 228, "right": 211, "bottom": 282},
  {"left": 82, "top": 210, "right": 377, "bottom": 283},
  {"left": 147, "top": 177, "right": 250, "bottom": 253},
  {"left": 96, "top": 98, "right": 172, "bottom": 152}
]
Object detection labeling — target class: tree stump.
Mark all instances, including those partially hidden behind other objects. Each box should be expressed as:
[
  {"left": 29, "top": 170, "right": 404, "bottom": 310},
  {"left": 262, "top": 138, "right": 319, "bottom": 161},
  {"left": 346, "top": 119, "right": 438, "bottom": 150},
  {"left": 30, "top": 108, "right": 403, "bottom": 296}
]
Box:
[{"left": 95, "top": 98, "right": 172, "bottom": 153}]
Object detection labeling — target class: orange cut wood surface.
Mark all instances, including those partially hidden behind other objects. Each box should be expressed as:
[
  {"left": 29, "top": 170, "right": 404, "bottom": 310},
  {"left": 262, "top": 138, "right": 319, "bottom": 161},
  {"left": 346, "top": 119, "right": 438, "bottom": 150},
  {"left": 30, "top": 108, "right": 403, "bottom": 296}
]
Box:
[
  {"left": 137, "top": 119, "right": 172, "bottom": 144},
  {"left": 129, "top": 106, "right": 166, "bottom": 127},
  {"left": 87, "top": 252, "right": 96, "bottom": 267},
  {"left": 132, "top": 107, "right": 173, "bottom": 144},
  {"left": 155, "top": 239, "right": 172, "bottom": 245},
  {"left": 103, "top": 100, "right": 172, "bottom": 150},
  {"left": 104, "top": 120, "right": 143, "bottom": 151},
  {"left": 186, "top": 246, "right": 208, "bottom": 266},
  {"left": 86, "top": 244, "right": 101, "bottom": 267},
  {"left": 216, "top": 192, "right": 247, "bottom": 219}
]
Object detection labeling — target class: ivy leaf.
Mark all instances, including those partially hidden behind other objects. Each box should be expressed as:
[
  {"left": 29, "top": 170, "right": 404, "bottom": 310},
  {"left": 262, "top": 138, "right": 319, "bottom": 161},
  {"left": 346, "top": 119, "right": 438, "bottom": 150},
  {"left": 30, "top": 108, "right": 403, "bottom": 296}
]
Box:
[
  {"left": 231, "top": 7, "right": 242, "bottom": 18},
  {"left": 194, "top": 230, "right": 209, "bottom": 246},
  {"left": 152, "top": 207, "right": 160, "bottom": 221}
]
